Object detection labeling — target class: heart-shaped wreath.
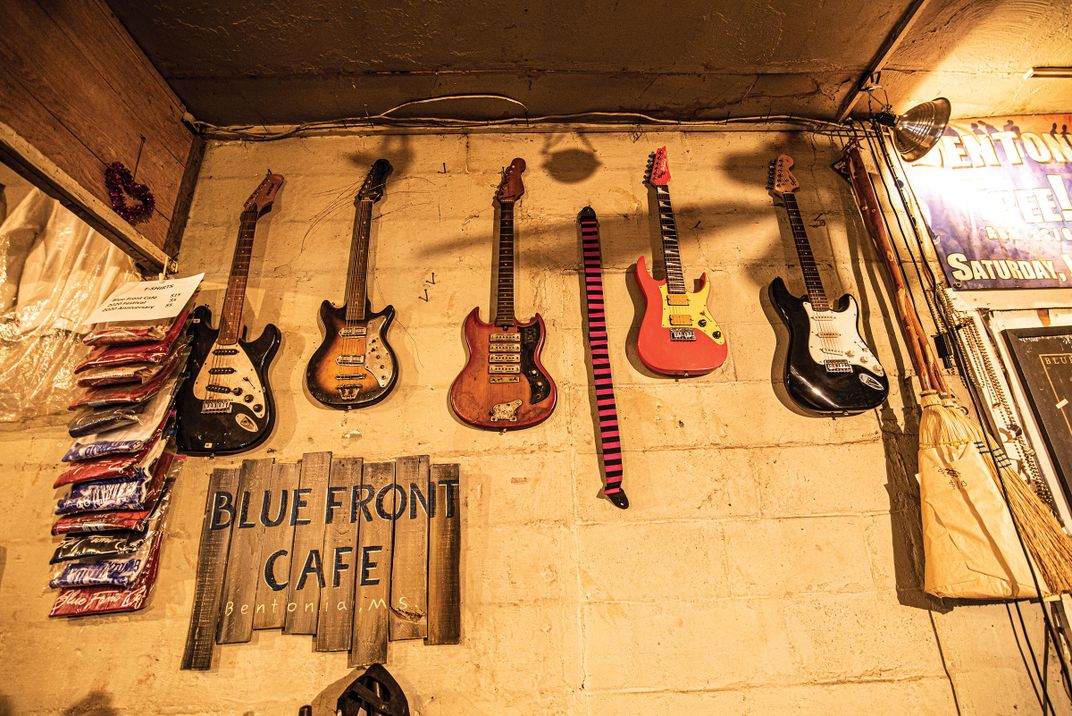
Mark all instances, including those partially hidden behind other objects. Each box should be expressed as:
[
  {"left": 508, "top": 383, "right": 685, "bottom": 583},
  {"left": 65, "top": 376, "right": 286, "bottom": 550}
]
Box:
[{"left": 104, "top": 162, "right": 155, "bottom": 224}]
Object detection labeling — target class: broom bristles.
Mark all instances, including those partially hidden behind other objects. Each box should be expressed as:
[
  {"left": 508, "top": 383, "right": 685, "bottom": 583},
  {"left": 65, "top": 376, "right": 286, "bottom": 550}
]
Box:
[{"left": 927, "top": 393, "right": 1072, "bottom": 595}]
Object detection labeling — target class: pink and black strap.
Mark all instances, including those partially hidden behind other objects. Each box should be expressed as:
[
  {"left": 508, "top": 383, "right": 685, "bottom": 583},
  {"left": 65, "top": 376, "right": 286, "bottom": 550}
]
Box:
[{"left": 579, "top": 207, "right": 628, "bottom": 509}]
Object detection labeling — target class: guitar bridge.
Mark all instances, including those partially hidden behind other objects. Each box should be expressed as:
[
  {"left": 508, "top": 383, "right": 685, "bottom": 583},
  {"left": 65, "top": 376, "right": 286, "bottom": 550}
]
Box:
[
  {"left": 201, "top": 400, "right": 233, "bottom": 414},
  {"left": 824, "top": 359, "right": 852, "bottom": 374},
  {"left": 669, "top": 328, "right": 696, "bottom": 341}
]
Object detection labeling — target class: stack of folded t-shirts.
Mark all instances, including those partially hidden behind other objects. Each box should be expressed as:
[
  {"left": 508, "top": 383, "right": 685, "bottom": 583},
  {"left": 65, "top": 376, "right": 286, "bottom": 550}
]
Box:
[{"left": 47, "top": 304, "right": 193, "bottom": 617}]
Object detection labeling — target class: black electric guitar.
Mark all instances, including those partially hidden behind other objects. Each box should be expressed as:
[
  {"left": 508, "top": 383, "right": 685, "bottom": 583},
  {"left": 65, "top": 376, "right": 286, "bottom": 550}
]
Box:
[
  {"left": 767, "top": 154, "right": 889, "bottom": 415},
  {"left": 306, "top": 159, "right": 398, "bottom": 408},
  {"left": 177, "top": 172, "right": 284, "bottom": 454}
]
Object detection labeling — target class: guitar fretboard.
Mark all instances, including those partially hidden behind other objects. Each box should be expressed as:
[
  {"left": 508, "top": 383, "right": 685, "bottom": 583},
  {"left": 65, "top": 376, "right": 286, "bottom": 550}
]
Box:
[
  {"left": 782, "top": 193, "right": 829, "bottom": 311},
  {"left": 344, "top": 199, "right": 375, "bottom": 322},
  {"left": 218, "top": 210, "right": 259, "bottom": 344},
  {"left": 654, "top": 185, "right": 686, "bottom": 294},
  {"left": 494, "top": 203, "right": 517, "bottom": 326}
]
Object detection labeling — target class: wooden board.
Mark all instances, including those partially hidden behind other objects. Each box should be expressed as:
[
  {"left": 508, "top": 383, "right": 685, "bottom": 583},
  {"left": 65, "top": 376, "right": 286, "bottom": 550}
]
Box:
[
  {"left": 181, "top": 467, "right": 238, "bottom": 670},
  {"left": 0, "top": 0, "right": 191, "bottom": 252},
  {"left": 389, "top": 455, "right": 430, "bottom": 640},
  {"left": 427, "top": 463, "right": 462, "bottom": 645},
  {"left": 350, "top": 461, "right": 396, "bottom": 667},
  {"left": 216, "top": 458, "right": 274, "bottom": 644},
  {"left": 283, "top": 452, "right": 332, "bottom": 635},
  {"left": 252, "top": 461, "right": 301, "bottom": 630},
  {"left": 315, "top": 457, "right": 363, "bottom": 652}
]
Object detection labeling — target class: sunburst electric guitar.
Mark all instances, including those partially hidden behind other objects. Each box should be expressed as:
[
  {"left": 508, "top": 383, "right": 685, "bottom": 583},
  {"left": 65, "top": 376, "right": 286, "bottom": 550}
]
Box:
[
  {"left": 306, "top": 159, "right": 398, "bottom": 409},
  {"left": 178, "top": 172, "right": 283, "bottom": 455},
  {"left": 449, "top": 158, "right": 557, "bottom": 430},
  {"left": 635, "top": 146, "right": 727, "bottom": 376},
  {"left": 767, "top": 153, "right": 889, "bottom": 415}
]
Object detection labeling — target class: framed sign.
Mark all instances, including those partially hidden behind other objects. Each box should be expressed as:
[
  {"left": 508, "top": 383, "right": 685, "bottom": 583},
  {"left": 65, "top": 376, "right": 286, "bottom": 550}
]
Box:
[
  {"left": 905, "top": 114, "right": 1072, "bottom": 290},
  {"left": 1003, "top": 326, "right": 1072, "bottom": 502}
]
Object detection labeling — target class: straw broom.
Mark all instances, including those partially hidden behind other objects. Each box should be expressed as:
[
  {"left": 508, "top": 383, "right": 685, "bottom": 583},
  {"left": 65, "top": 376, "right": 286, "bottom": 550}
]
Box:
[{"left": 840, "top": 142, "right": 1072, "bottom": 597}]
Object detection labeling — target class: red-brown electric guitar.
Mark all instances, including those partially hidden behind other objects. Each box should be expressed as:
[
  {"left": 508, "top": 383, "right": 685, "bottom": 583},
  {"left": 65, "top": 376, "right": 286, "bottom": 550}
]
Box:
[
  {"left": 634, "top": 147, "right": 728, "bottom": 376},
  {"left": 449, "top": 158, "right": 557, "bottom": 430}
]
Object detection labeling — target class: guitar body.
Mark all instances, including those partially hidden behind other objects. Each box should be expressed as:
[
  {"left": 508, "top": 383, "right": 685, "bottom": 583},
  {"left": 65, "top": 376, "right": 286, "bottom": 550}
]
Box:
[
  {"left": 768, "top": 277, "right": 890, "bottom": 415},
  {"left": 449, "top": 308, "right": 556, "bottom": 430},
  {"left": 634, "top": 255, "right": 728, "bottom": 377},
  {"left": 306, "top": 300, "right": 398, "bottom": 409},
  {"left": 177, "top": 305, "right": 281, "bottom": 455}
]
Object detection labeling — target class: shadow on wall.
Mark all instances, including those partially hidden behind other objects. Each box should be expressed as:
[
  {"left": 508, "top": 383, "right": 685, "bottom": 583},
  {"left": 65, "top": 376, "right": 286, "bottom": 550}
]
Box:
[{"left": 62, "top": 691, "right": 118, "bottom": 716}]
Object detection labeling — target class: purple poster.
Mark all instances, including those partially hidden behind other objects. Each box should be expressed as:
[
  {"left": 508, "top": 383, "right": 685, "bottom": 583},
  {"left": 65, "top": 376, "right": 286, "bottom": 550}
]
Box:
[{"left": 904, "top": 114, "right": 1072, "bottom": 289}]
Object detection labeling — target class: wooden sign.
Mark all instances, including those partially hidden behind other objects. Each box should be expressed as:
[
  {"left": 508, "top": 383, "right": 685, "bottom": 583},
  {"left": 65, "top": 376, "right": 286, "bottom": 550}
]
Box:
[{"left": 181, "top": 453, "right": 461, "bottom": 670}]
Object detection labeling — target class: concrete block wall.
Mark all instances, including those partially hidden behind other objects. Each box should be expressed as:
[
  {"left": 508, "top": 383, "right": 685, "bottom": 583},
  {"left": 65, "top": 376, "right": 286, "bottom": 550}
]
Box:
[{"left": 0, "top": 128, "right": 1068, "bottom": 715}]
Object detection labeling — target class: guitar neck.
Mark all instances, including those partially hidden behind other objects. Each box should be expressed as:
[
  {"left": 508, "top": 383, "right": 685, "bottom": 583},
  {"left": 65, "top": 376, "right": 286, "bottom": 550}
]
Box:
[
  {"left": 344, "top": 199, "right": 374, "bottom": 321},
  {"left": 493, "top": 202, "right": 517, "bottom": 326},
  {"left": 782, "top": 193, "right": 828, "bottom": 310},
  {"left": 654, "top": 185, "right": 686, "bottom": 294},
  {"left": 218, "top": 209, "right": 259, "bottom": 344}
]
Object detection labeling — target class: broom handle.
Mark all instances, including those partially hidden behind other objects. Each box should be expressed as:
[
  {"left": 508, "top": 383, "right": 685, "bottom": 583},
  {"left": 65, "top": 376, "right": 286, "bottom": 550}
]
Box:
[{"left": 843, "top": 145, "right": 948, "bottom": 394}]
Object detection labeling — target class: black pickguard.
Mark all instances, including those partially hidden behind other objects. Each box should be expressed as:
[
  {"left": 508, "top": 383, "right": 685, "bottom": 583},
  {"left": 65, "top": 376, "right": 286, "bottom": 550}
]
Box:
[
  {"left": 176, "top": 305, "right": 281, "bottom": 455},
  {"left": 768, "top": 277, "right": 890, "bottom": 415},
  {"left": 518, "top": 321, "right": 552, "bottom": 404}
]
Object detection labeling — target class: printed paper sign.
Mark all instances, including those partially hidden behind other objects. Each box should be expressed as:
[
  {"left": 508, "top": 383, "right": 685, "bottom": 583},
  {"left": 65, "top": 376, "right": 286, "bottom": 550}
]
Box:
[
  {"left": 904, "top": 114, "right": 1072, "bottom": 290},
  {"left": 88, "top": 273, "right": 204, "bottom": 324}
]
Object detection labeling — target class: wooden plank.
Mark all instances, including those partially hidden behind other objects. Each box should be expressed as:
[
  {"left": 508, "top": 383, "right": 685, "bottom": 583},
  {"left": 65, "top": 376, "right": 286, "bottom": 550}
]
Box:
[
  {"left": 252, "top": 461, "right": 301, "bottom": 630},
  {"left": 315, "top": 457, "right": 364, "bottom": 652},
  {"left": 181, "top": 467, "right": 238, "bottom": 670},
  {"left": 164, "top": 136, "right": 205, "bottom": 259},
  {"left": 216, "top": 458, "right": 274, "bottom": 644},
  {"left": 427, "top": 463, "right": 462, "bottom": 645},
  {"left": 0, "top": 1, "right": 184, "bottom": 250},
  {"left": 350, "top": 461, "right": 396, "bottom": 667},
  {"left": 283, "top": 452, "right": 332, "bottom": 635},
  {"left": 36, "top": 0, "right": 192, "bottom": 166},
  {"left": 389, "top": 455, "right": 430, "bottom": 640}
]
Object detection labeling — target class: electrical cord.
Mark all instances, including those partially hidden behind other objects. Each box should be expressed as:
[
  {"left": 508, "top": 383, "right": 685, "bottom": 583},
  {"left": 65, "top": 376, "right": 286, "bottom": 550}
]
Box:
[{"left": 183, "top": 92, "right": 853, "bottom": 140}]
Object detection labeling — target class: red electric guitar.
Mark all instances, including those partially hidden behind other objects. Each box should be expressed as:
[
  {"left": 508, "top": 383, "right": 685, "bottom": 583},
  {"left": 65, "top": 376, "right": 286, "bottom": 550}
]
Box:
[
  {"left": 448, "top": 158, "right": 557, "bottom": 430},
  {"left": 634, "top": 147, "right": 728, "bottom": 376}
]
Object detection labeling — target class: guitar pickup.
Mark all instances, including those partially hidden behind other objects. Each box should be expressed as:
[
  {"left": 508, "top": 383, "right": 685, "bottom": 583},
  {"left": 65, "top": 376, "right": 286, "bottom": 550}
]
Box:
[
  {"left": 339, "top": 327, "right": 367, "bottom": 338},
  {"left": 208, "top": 367, "right": 235, "bottom": 375},
  {"left": 490, "top": 333, "right": 521, "bottom": 342},
  {"left": 336, "top": 354, "right": 365, "bottom": 366},
  {"left": 489, "top": 375, "right": 520, "bottom": 383},
  {"left": 211, "top": 348, "right": 238, "bottom": 356},
  {"left": 489, "top": 343, "right": 520, "bottom": 353},
  {"left": 666, "top": 294, "right": 690, "bottom": 307},
  {"left": 668, "top": 314, "right": 693, "bottom": 326},
  {"left": 205, "top": 384, "right": 232, "bottom": 394},
  {"left": 488, "top": 364, "right": 521, "bottom": 374},
  {"left": 335, "top": 374, "right": 365, "bottom": 381},
  {"left": 201, "top": 400, "right": 233, "bottom": 414},
  {"left": 669, "top": 328, "right": 696, "bottom": 341},
  {"left": 488, "top": 353, "right": 520, "bottom": 363}
]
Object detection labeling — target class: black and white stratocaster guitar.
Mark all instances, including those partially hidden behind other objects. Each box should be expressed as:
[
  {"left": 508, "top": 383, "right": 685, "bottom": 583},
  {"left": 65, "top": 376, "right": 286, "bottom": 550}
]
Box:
[
  {"left": 177, "top": 172, "right": 284, "bottom": 454},
  {"left": 767, "top": 154, "right": 889, "bottom": 415}
]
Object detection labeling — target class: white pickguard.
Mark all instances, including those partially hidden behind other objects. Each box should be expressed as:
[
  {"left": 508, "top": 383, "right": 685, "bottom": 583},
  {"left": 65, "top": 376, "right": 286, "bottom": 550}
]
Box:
[
  {"left": 803, "top": 297, "right": 885, "bottom": 376},
  {"left": 192, "top": 341, "right": 268, "bottom": 431}
]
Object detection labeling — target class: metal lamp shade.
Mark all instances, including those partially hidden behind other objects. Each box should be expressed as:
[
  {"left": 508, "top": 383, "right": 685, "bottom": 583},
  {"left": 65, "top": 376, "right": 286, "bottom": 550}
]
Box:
[{"left": 892, "top": 98, "right": 951, "bottom": 162}]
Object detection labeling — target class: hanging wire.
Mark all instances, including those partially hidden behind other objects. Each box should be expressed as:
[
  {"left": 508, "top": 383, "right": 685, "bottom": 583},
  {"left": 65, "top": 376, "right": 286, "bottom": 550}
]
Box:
[{"left": 863, "top": 119, "right": 1072, "bottom": 708}]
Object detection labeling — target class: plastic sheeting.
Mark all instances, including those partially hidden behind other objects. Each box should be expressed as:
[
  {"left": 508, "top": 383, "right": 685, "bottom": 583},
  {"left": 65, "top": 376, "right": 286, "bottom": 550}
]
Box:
[{"left": 0, "top": 189, "right": 137, "bottom": 422}]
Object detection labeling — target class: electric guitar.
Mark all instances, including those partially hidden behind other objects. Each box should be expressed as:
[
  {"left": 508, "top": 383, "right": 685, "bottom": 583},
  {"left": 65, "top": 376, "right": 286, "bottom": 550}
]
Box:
[
  {"left": 306, "top": 159, "right": 398, "bottom": 409},
  {"left": 177, "top": 172, "right": 283, "bottom": 454},
  {"left": 767, "top": 154, "right": 889, "bottom": 415},
  {"left": 635, "top": 146, "right": 727, "bottom": 377},
  {"left": 448, "top": 158, "right": 557, "bottom": 430}
]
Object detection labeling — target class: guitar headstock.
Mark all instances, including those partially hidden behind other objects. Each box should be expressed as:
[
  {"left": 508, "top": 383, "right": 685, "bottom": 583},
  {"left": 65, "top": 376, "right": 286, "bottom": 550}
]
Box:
[
  {"left": 767, "top": 154, "right": 799, "bottom": 196},
  {"left": 244, "top": 171, "right": 285, "bottom": 216},
  {"left": 357, "top": 159, "right": 393, "bottom": 203},
  {"left": 495, "top": 158, "right": 526, "bottom": 204},
  {"left": 644, "top": 147, "right": 671, "bottom": 186}
]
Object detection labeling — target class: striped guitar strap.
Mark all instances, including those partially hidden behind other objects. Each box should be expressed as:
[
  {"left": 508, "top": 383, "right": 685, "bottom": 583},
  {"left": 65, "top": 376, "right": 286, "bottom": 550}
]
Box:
[{"left": 578, "top": 207, "right": 629, "bottom": 509}]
